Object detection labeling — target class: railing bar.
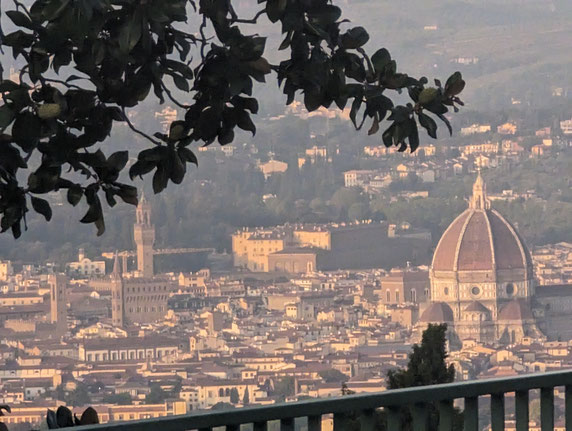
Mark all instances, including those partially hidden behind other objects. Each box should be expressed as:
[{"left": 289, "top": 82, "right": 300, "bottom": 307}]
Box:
[
  {"left": 386, "top": 407, "right": 401, "bottom": 431},
  {"left": 69, "top": 372, "right": 572, "bottom": 431},
  {"left": 540, "top": 387, "right": 554, "bottom": 431},
  {"left": 566, "top": 385, "right": 572, "bottom": 431},
  {"left": 491, "top": 393, "right": 505, "bottom": 431},
  {"left": 226, "top": 425, "right": 240, "bottom": 431},
  {"left": 359, "top": 409, "right": 376, "bottom": 431},
  {"left": 515, "top": 390, "right": 529, "bottom": 431},
  {"left": 253, "top": 422, "right": 267, "bottom": 431},
  {"left": 438, "top": 400, "right": 453, "bottom": 431},
  {"left": 464, "top": 396, "right": 478, "bottom": 431},
  {"left": 307, "top": 415, "right": 321, "bottom": 431},
  {"left": 280, "top": 418, "right": 294, "bottom": 431},
  {"left": 412, "top": 403, "right": 428, "bottom": 431}
]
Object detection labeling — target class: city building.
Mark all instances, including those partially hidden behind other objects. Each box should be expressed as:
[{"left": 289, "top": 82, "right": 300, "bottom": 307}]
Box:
[
  {"left": 258, "top": 159, "right": 288, "bottom": 178},
  {"left": 48, "top": 273, "right": 67, "bottom": 336},
  {"left": 232, "top": 222, "right": 431, "bottom": 273},
  {"left": 420, "top": 172, "right": 543, "bottom": 346},
  {"left": 66, "top": 249, "right": 106, "bottom": 277},
  {"left": 0, "top": 261, "right": 13, "bottom": 281}
]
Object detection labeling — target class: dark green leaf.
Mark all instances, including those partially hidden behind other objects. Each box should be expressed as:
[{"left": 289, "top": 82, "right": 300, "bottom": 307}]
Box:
[
  {"left": 117, "top": 185, "right": 138, "bottom": 205},
  {"left": 236, "top": 110, "right": 256, "bottom": 134},
  {"left": 266, "top": 0, "right": 287, "bottom": 23},
  {"left": 67, "top": 186, "right": 83, "bottom": 206},
  {"left": 371, "top": 48, "right": 391, "bottom": 74},
  {"left": 152, "top": 164, "right": 168, "bottom": 194},
  {"left": 178, "top": 147, "right": 198, "bottom": 165},
  {"left": 31, "top": 196, "right": 52, "bottom": 221},
  {"left": 129, "top": 160, "right": 156, "bottom": 179},
  {"left": 0, "top": 105, "right": 15, "bottom": 129},
  {"left": 418, "top": 112, "right": 437, "bottom": 139},
  {"left": 108, "top": 151, "right": 129, "bottom": 172},
  {"left": 119, "top": 10, "right": 143, "bottom": 53},
  {"left": 341, "top": 27, "right": 369, "bottom": 49},
  {"left": 42, "top": 0, "right": 71, "bottom": 21},
  {"left": 6, "top": 11, "right": 34, "bottom": 29}
]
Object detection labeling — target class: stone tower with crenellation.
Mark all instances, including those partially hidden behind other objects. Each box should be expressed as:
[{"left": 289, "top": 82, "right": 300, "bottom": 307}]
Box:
[{"left": 133, "top": 195, "right": 155, "bottom": 278}]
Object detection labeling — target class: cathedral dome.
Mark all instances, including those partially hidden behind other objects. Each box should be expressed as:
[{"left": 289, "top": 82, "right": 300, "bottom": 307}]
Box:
[
  {"left": 420, "top": 302, "right": 454, "bottom": 322},
  {"left": 431, "top": 172, "right": 532, "bottom": 275}
]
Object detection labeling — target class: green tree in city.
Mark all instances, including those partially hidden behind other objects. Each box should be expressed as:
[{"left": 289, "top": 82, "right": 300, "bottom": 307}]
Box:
[
  {"left": 145, "top": 385, "right": 168, "bottom": 404},
  {"left": 381, "top": 324, "right": 462, "bottom": 431},
  {"left": 0, "top": 0, "right": 464, "bottom": 238},
  {"left": 340, "top": 324, "right": 462, "bottom": 431},
  {"left": 242, "top": 387, "right": 250, "bottom": 405},
  {"left": 230, "top": 387, "right": 240, "bottom": 404},
  {"left": 319, "top": 369, "right": 349, "bottom": 383},
  {"left": 102, "top": 393, "right": 133, "bottom": 405}
]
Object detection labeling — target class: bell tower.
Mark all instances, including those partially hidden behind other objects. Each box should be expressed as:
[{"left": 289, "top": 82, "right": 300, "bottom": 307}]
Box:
[
  {"left": 133, "top": 194, "right": 155, "bottom": 278},
  {"left": 111, "top": 253, "right": 125, "bottom": 327},
  {"left": 48, "top": 273, "right": 67, "bottom": 336}
]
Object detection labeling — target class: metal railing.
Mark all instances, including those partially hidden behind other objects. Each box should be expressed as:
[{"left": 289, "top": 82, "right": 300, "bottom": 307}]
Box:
[{"left": 76, "top": 370, "right": 572, "bottom": 431}]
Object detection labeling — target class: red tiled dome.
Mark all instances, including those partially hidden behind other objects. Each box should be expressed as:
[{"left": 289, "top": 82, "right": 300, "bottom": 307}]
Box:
[
  {"left": 420, "top": 302, "right": 454, "bottom": 322},
  {"left": 432, "top": 209, "right": 532, "bottom": 273},
  {"left": 498, "top": 299, "right": 534, "bottom": 321}
]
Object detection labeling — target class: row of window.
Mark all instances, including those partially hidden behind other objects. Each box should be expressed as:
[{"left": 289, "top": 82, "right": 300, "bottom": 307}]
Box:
[
  {"left": 126, "top": 285, "right": 168, "bottom": 293},
  {"left": 384, "top": 289, "right": 419, "bottom": 303},
  {"left": 125, "top": 295, "right": 168, "bottom": 302},
  {"left": 442, "top": 283, "right": 517, "bottom": 297},
  {"left": 127, "top": 306, "right": 165, "bottom": 313},
  {"left": 86, "top": 348, "right": 176, "bottom": 361}
]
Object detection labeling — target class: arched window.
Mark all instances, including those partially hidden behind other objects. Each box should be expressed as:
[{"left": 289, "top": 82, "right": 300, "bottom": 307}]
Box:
[
  {"left": 410, "top": 289, "right": 417, "bottom": 303},
  {"left": 386, "top": 290, "right": 391, "bottom": 303},
  {"left": 395, "top": 291, "right": 400, "bottom": 303},
  {"left": 506, "top": 283, "right": 515, "bottom": 296}
]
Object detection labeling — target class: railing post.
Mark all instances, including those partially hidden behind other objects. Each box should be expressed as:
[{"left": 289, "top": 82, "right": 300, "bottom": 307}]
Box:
[
  {"left": 333, "top": 413, "right": 350, "bottom": 431},
  {"left": 253, "top": 421, "right": 267, "bottom": 431},
  {"left": 566, "top": 385, "right": 572, "bottom": 431},
  {"left": 307, "top": 415, "right": 321, "bottom": 431},
  {"left": 226, "top": 425, "right": 240, "bottom": 431},
  {"left": 438, "top": 400, "right": 454, "bottom": 431},
  {"left": 540, "top": 387, "right": 554, "bottom": 431},
  {"left": 280, "top": 418, "right": 294, "bottom": 431},
  {"left": 411, "top": 403, "right": 428, "bottom": 431},
  {"left": 514, "top": 390, "right": 529, "bottom": 431},
  {"left": 491, "top": 393, "right": 505, "bottom": 431},
  {"left": 464, "top": 397, "right": 479, "bottom": 431},
  {"left": 359, "top": 409, "right": 376, "bottom": 431},
  {"left": 386, "top": 407, "right": 401, "bottom": 431}
]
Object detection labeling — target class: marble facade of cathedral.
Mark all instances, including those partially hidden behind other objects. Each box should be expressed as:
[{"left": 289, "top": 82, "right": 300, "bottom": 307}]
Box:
[{"left": 417, "top": 173, "right": 545, "bottom": 347}]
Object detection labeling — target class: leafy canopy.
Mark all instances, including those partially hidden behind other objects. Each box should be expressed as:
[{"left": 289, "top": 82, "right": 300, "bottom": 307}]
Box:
[
  {"left": 387, "top": 323, "right": 455, "bottom": 389},
  {"left": 0, "top": 0, "right": 465, "bottom": 238}
]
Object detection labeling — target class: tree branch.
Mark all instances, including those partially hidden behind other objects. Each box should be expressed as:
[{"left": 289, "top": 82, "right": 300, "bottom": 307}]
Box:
[
  {"left": 122, "top": 108, "right": 162, "bottom": 146},
  {"left": 230, "top": 9, "right": 265, "bottom": 24},
  {"left": 160, "top": 81, "right": 190, "bottom": 109}
]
